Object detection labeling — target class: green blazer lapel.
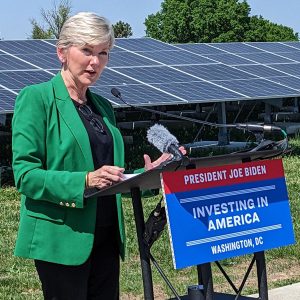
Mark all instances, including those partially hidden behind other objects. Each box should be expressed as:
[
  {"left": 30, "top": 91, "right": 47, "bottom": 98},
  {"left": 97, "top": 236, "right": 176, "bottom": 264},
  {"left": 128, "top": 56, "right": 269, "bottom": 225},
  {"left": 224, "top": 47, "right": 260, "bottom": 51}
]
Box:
[{"left": 52, "top": 73, "right": 94, "bottom": 169}]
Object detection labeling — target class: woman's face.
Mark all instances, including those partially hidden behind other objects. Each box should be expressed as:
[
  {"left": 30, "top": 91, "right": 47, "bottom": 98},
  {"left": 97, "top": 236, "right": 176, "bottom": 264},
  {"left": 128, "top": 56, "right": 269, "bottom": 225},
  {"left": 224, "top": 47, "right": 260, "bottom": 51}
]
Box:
[{"left": 58, "top": 42, "right": 110, "bottom": 88}]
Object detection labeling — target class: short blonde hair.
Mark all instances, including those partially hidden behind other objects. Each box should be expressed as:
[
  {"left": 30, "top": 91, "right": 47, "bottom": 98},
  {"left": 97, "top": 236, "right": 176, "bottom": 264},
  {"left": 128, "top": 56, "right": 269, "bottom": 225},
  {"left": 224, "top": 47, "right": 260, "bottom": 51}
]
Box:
[{"left": 57, "top": 12, "right": 115, "bottom": 49}]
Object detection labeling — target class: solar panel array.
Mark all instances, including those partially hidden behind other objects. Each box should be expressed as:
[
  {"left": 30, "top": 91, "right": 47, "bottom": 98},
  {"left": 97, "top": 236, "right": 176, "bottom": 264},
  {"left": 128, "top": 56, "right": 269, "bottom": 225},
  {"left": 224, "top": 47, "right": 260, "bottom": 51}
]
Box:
[{"left": 1, "top": 38, "right": 300, "bottom": 113}]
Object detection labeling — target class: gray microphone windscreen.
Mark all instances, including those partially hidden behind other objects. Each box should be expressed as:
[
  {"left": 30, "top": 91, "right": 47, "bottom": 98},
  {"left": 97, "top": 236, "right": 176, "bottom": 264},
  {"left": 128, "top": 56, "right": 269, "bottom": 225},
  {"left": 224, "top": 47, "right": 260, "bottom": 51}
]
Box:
[{"left": 147, "top": 124, "right": 179, "bottom": 153}]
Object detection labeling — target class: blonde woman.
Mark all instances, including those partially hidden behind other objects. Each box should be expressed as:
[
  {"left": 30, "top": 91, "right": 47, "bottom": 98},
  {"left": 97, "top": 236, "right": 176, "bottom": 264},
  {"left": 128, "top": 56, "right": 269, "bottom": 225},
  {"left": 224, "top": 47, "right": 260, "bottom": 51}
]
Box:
[{"left": 12, "top": 12, "right": 172, "bottom": 300}]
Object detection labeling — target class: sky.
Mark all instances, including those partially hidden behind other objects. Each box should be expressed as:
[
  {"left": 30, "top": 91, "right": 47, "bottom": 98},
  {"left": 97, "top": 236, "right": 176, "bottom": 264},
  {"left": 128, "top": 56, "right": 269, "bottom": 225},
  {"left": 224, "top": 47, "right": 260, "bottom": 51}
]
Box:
[{"left": 1, "top": 1, "right": 300, "bottom": 40}]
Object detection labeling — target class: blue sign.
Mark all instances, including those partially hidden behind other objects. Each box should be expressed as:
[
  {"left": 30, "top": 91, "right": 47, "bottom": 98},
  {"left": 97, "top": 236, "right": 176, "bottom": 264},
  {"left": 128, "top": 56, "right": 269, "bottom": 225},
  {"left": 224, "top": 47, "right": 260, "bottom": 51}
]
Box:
[{"left": 161, "top": 159, "right": 295, "bottom": 269}]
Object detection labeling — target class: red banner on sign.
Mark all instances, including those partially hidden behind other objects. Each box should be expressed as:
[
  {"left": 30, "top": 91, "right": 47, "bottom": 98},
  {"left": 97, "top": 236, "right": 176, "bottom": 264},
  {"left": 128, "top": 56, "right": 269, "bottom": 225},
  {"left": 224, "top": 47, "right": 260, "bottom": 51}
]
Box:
[{"left": 162, "top": 159, "right": 284, "bottom": 194}]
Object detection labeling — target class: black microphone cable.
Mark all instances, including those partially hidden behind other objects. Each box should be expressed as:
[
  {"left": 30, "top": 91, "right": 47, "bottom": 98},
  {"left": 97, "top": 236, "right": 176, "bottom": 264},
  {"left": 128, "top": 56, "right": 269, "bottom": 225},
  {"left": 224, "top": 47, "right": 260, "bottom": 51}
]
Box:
[
  {"left": 111, "top": 87, "right": 289, "bottom": 152},
  {"left": 111, "top": 88, "right": 286, "bottom": 135},
  {"left": 111, "top": 87, "right": 218, "bottom": 128}
]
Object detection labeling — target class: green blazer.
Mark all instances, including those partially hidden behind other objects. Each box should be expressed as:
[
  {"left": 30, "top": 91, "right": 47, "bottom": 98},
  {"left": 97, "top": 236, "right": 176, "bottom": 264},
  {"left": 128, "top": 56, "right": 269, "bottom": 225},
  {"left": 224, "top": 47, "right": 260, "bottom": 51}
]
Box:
[{"left": 12, "top": 72, "right": 126, "bottom": 265}]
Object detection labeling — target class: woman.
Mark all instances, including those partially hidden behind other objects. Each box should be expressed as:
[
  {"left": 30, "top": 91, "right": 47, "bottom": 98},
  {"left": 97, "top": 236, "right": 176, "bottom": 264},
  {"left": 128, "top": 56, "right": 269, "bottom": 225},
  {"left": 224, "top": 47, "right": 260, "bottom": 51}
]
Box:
[{"left": 12, "top": 12, "right": 175, "bottom": 300}]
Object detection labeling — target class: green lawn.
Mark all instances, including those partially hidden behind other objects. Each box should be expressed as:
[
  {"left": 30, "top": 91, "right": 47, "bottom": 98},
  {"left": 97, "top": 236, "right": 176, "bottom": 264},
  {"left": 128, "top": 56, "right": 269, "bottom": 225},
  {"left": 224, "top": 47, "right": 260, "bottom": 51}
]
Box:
[{"left": 1, "top": 140, "right": 300, "bottom": 299}]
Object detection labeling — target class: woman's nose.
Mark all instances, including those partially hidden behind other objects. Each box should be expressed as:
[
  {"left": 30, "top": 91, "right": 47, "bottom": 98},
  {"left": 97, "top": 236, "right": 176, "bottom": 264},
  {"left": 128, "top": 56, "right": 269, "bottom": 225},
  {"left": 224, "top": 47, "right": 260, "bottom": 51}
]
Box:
[{"left": 91, "top": 55, "right": 100, "bottom": 65}]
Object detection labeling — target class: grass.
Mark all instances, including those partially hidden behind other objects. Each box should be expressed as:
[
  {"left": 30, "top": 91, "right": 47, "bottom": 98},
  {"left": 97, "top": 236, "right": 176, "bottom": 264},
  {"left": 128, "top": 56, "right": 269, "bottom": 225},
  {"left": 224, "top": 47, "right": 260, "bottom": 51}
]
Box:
[{"left": 1, "top": 139, "right": 300, "bottom": 299}]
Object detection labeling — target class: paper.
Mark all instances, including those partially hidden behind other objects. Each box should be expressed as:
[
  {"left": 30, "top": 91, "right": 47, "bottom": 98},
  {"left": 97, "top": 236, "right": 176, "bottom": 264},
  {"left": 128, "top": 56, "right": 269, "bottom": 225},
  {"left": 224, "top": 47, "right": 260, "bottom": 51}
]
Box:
[{"left": 123, "top": 173, "right": 138, "bottom": 180}]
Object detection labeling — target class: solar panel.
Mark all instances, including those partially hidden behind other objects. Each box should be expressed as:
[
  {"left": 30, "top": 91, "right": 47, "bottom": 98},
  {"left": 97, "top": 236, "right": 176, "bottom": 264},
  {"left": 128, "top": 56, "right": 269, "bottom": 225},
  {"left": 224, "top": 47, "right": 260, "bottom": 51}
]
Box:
[
  {"left": 96, "top": 69, "right": 138, "bottom": 86},
  {"left": 245, "top": 42, "right": 296, "bottom": 53},
  {"left": 138, "top": 50, "right": 216, "bottom": 65},
  {"left": 43, "top": 40, "right": 57, "bottom": 46},
  {"left": 91, "top": 84, "right": 186, "bottom": 106},
  {"left": 152, "top": 81, "right": 245, "bottom": 102},
  {"left": 176, "top": 64, "right": 257, "bottom": 81},
  {"left": 174, "top": 43, "right": 225, "bottom": 55},
  {"left": 112, "top": 66, "right": 199, "bottom": 84},
  {"left": 217, "top": 78, "right": 299, "bottom": 98},
  {"left": 0, "top": 40, "right": 55, "bottom": 54},
  {"left": 16, "top": 54, "right": 61, "bottom": 69},
  {"left": 235, "top": 65, "right": 287, "bottom": 78},
  {"left": 238, "top": 52, "right": 295, "bottom": 64},
  {"left": 1, "top": 38, "right": 300, "bottom": 114},
  {"left": 196, "top": 53, "right": 254, "bottom": 66},
  {"left": 0, "top": 70, "right": 54, "bottom": 90},
  {"left": 0, "top": 54, "right": 36, "bottom": 70},
  {"left": 115, "top": 38, "right": 175, "bottom": 51},
  {"left": 276, "top": 51, "right": 300, "bottom": 62},
  {"left": 270, "top": 76, "right": 300, "bottom": 91},
  {"left": 206, "top": 43, "right": 262, "bottom": 54},
  {"left": 271, "top": 63, "right": 300, "bottom": 76},
  {"left": 108, "top": 51, "right": 157, "bottom": 67},
  {"left": 282, "top": 42, "right": 300, "bottom": 50},
  {"left": 0, "top": 89, "right": 17, "bottom": 112}
]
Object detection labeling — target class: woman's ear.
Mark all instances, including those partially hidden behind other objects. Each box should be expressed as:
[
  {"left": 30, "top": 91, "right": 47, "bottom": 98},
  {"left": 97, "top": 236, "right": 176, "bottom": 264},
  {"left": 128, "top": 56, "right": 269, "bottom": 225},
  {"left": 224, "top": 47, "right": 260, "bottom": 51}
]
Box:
[{"left": 57, "top": 47, "right": 66, "bottom": 64}]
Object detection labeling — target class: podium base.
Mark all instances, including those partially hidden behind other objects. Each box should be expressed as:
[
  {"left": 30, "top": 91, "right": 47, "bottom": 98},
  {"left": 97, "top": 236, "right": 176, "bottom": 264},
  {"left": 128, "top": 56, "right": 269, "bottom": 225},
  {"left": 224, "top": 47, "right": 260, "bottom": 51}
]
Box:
[{"left": 169, "top": 292, "right": 259, "bottom": 299}]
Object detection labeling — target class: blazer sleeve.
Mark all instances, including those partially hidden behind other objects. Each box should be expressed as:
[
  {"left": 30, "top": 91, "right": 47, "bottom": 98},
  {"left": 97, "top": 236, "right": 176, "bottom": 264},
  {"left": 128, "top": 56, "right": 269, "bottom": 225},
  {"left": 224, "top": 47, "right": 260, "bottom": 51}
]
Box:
[{"left": 12, "top": 85, "right": 86, "bottom": 208}]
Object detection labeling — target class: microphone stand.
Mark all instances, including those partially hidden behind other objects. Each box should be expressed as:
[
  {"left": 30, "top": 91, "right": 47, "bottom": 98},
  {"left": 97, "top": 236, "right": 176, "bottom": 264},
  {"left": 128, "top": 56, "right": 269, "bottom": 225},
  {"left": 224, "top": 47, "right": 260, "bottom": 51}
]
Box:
[
  {"left": 111, "top": 88, "right": 286, "bottom": 135},
  {"left": 111, "top": 88, "right": 288, "bottom": 153}
]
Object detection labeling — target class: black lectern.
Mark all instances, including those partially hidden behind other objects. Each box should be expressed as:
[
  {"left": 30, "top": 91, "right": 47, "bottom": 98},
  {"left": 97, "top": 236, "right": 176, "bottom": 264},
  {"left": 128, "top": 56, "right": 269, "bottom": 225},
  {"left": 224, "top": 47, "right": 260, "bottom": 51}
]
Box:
[{"left": 84, "top": 149, "right": 282, "bottom": 300}]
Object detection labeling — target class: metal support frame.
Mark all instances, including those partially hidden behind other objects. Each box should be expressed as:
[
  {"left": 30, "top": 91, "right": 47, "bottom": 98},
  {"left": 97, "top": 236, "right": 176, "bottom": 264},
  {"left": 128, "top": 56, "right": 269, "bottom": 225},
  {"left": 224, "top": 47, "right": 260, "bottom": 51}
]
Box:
[
  {"left": 264, "top": 103, "right": 272, "bottom": 124},
  {"left": 194, "top": 103, "right": 216, "bottom": 142},
  {"left": 217, "top": 102, "right": 229, "bottom": 146},
  {"left": 232, "top": 102, "right": 245, "bottom": 124},
  {"left": 255, "top": 252, "right": 268, "bottom": 300},
  {"left": 195, "top": 252, "right": 268, "bottom": 300},
  {"left": 131, "top": 187, "right": 154, "bottom": 300},
  {"left": 129, "top": 160, "right": 269, "bottom": 300},
  {"left": 197, "top": 263, "right": 214, "bottom": 300}
]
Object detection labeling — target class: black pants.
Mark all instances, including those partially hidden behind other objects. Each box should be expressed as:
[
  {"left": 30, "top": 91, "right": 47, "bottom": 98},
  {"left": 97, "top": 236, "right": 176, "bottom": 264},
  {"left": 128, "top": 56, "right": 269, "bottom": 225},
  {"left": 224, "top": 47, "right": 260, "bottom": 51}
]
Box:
[{"left": 35, "top": 226, "right": 120, "bottom": 300}]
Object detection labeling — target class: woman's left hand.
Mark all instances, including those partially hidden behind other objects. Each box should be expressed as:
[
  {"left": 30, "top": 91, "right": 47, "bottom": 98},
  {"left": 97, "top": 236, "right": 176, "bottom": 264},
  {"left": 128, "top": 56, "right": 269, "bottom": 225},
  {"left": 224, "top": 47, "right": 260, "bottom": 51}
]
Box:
[{"left": 143, "top": 146, "right": 187, "bottom": 171}]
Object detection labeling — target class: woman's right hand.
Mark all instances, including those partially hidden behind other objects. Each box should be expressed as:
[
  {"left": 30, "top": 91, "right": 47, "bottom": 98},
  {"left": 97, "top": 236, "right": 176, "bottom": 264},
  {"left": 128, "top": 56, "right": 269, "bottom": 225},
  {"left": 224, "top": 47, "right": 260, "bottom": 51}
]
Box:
[{"left": 86, "top": 165, "right": 125, "bottom": 189}]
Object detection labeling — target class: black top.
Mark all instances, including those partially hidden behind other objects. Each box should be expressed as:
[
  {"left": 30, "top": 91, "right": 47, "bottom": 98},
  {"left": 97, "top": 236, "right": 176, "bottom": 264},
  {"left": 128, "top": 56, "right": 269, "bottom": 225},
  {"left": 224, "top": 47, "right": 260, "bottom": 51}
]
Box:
[{"left": 73, "top": 99, "right": 118, "bottom": 227}]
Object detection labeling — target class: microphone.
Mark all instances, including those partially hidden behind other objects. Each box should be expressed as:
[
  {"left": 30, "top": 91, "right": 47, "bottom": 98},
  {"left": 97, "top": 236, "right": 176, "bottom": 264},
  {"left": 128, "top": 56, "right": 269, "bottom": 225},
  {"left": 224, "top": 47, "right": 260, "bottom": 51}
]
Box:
[
  {"left": 235, "top": 123, "right": 282, "bottom": 133},
  {"left": 147, "top": 124, "right": 183, "bottom": 161},
  {"left": 111, "top": 87, "right": 121, "bottom": 99}
]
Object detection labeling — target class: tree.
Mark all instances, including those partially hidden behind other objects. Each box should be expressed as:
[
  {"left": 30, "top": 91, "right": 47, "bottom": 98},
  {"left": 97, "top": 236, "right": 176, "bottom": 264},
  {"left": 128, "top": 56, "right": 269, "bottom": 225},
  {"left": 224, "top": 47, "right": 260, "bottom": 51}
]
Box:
[
  {"left": 30, "top": 20, "right": 53, "bottom": 39},
  {"left": 113, "top": 21, "right": 133, "bottom": 38},
  {"left": 145, "top": 0, "right": 298, "bottom": 43},
  {"left": 245, "top": 16, "right": 299, "bottom": 42},
  {"left": 30, "top": 0, "right": 71, "bottom": 39}
]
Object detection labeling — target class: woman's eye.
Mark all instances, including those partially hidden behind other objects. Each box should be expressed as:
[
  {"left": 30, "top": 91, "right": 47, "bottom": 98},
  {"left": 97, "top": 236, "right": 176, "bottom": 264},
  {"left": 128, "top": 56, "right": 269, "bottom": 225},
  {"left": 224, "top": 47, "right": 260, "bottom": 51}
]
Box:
[
  {"left": 99, "top": 51, "right": 108, "bottom": 56},
  {"left": 82, "top": 48, "right": 92, "bottom": 55}
]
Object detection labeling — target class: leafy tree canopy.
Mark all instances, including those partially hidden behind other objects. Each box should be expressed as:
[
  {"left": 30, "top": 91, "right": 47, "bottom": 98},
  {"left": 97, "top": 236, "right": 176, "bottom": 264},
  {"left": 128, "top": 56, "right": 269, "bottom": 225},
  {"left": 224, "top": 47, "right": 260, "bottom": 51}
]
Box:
[
  {"left": 30, "top": 0, "right": 71, "bottom": 39},
  {"left": 113, "top": 21, "right": 133, "bottom": 38},
  {"left": 145, "top": 0, "right": 298, "bottom": 43},
  {"left": 245, "top": 16, "right": 298, "bottom": 42}
]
